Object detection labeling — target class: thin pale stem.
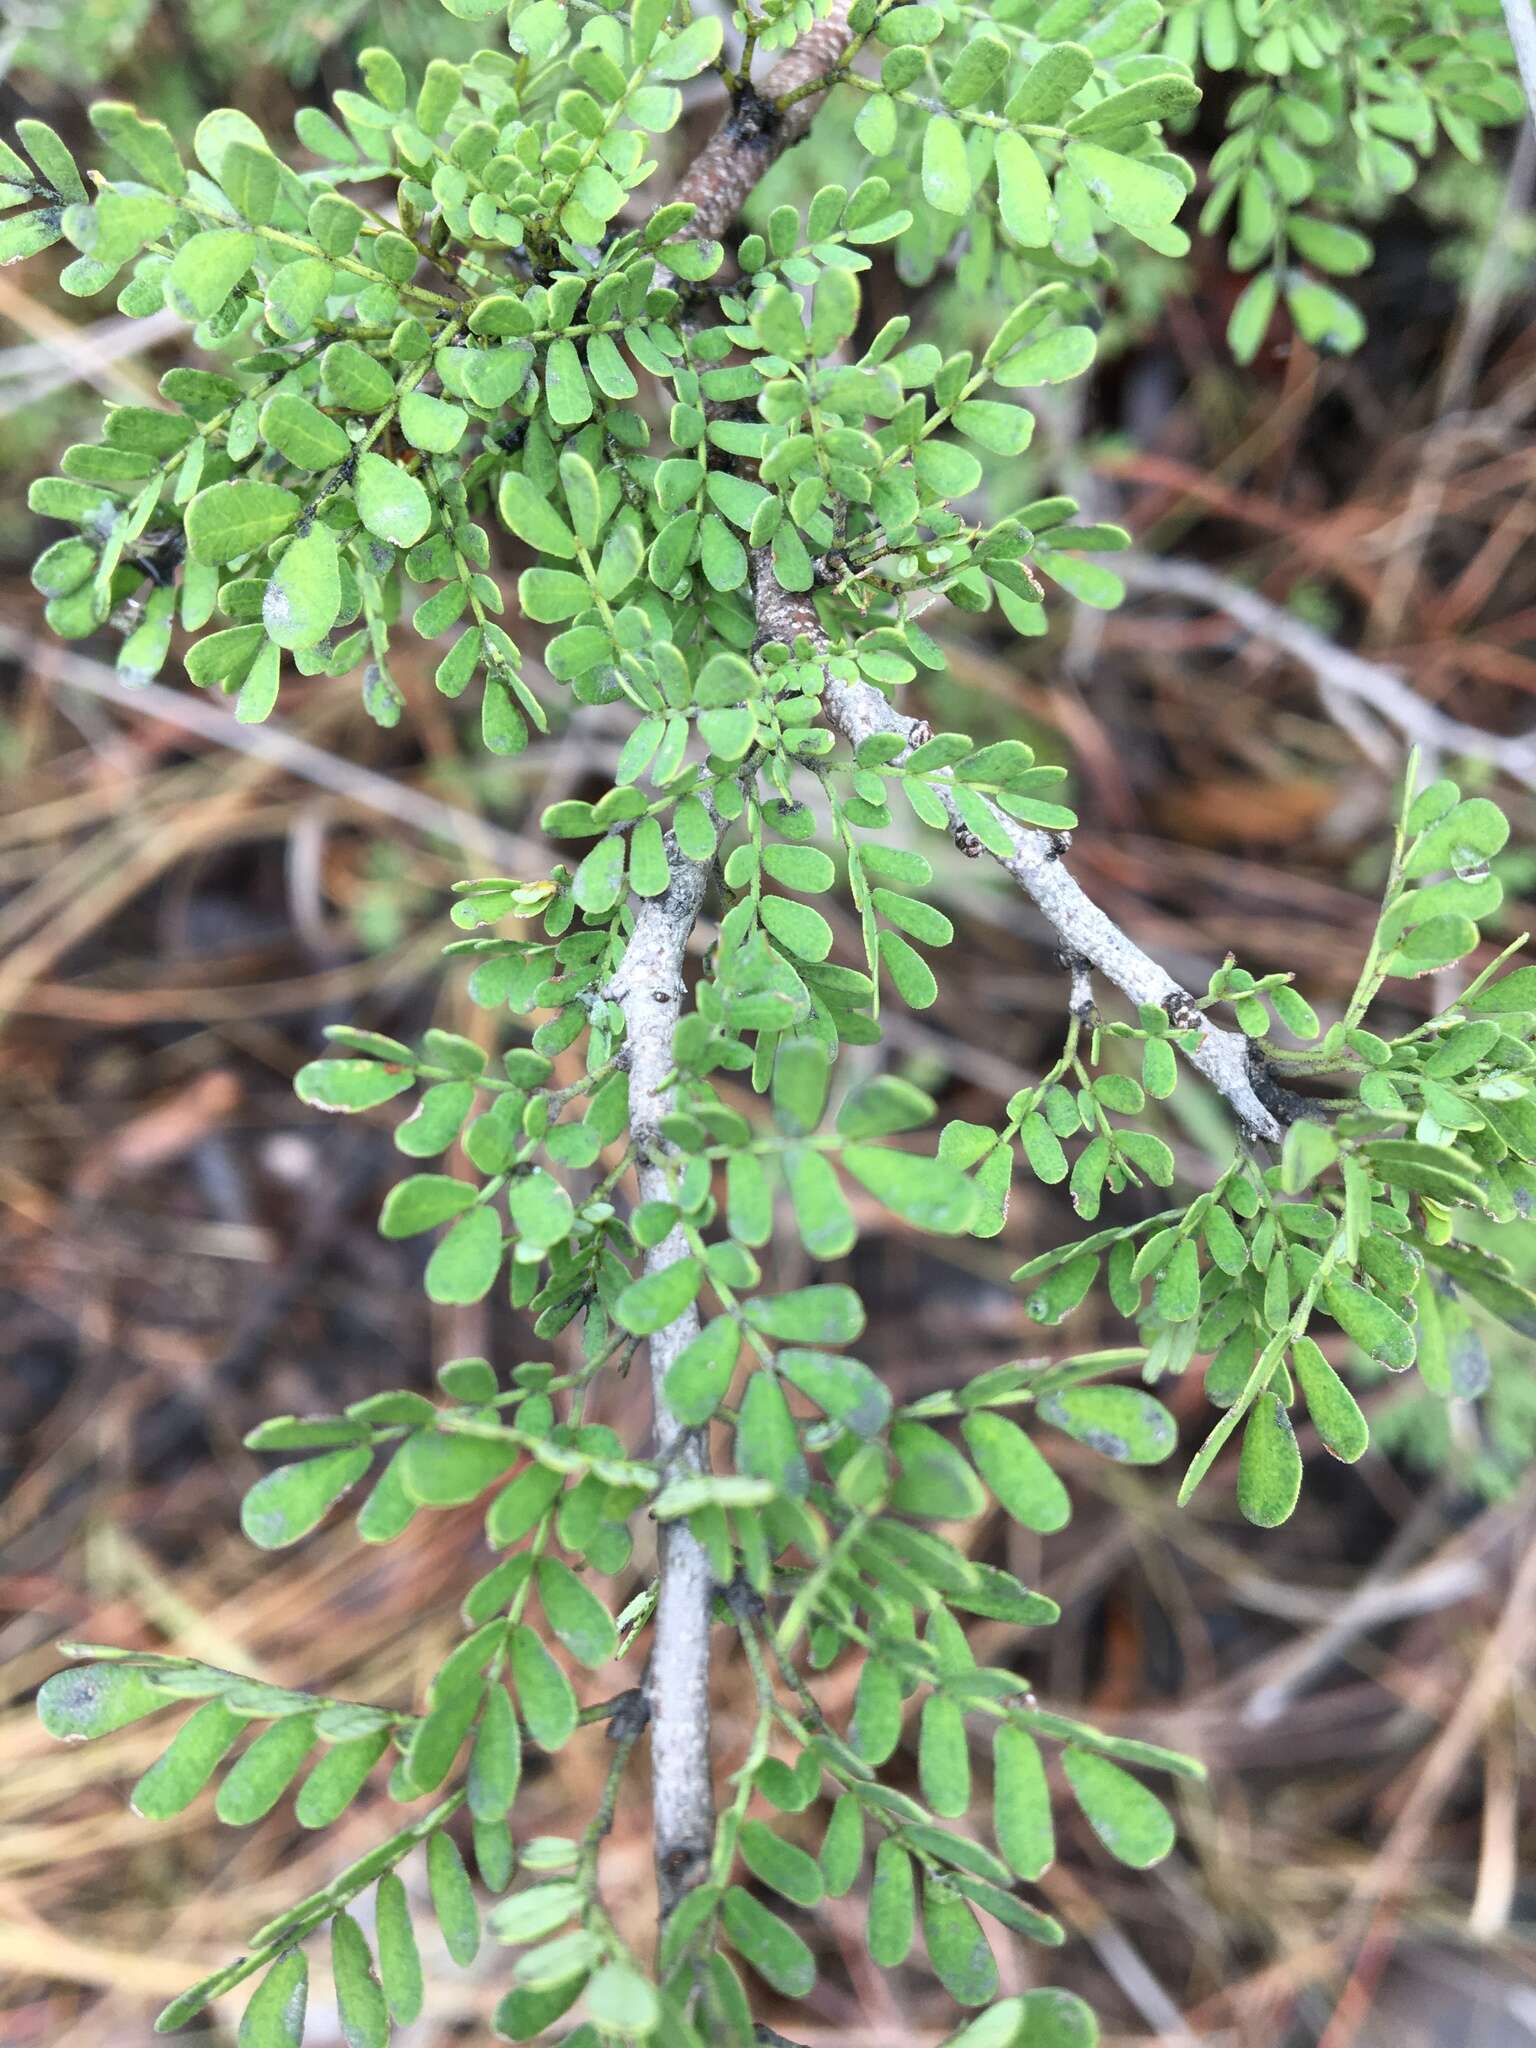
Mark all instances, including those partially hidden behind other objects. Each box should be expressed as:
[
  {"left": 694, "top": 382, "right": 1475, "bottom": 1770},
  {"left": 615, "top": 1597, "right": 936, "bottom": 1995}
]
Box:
[
  {"left": 604, "top": 833, "right": 715, "bottom": 1925},
  {"left": 749, "top": 551, "right": 1286, "bottom": 1142}
]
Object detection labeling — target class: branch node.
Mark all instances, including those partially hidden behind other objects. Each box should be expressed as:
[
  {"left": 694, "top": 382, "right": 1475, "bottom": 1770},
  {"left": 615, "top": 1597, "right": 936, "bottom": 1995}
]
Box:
[
  {"left": 1163, "top": 989, "right": 1203, "bottom": 1035},
  {"left": 1245, "top": 1044, "right": 1318, "bottom": 1136},
  {"left": 725, "top": 79, "right": 781, "bottom": 147},
  {"left": 605, "top": 1687, "right": 652, "bottom": 1742},
  {"left": 1059, "top": 950, "right": 1097, "bottom": 1023},
  {"left": 724, "top": 1574, "right": 767, "bottom": 1624}
]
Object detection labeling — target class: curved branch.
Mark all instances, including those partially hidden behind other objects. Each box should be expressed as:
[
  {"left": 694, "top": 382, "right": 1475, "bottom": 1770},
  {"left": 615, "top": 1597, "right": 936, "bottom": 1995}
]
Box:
[
  {"left": 1119, "top": 553, "right": 1536, "bottom": 793},
  {"left": 750, "top": 555, "right": 1286, "bottom": 1142},
  {"left": 660, "top": 0, "right": 1286, "bottom": 1143},
  {"left": 671, "top": 3, "right": 854, "bottom": 242}
]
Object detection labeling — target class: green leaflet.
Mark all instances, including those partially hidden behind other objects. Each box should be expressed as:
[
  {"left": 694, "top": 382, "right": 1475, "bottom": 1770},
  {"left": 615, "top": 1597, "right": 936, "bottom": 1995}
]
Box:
[
  {"left": 778, "top": 1347, "right": 890, "bottom": 1438},
  {"left": 185, "top": 479, "right": 300, "bottom": 566},
  {"left": 842, "top": 1143, "right": 977, "bottom": 1235},
  {"left": 215, "top": 1715, "right": 318, "bottom": 1824},
  {"left": 1061, "top": 1748, "right": 1175, "bottom": 1869},
  {"left": 737, "top": 1370, "right": 809, "bottom": 1498},
  {"left": 264, "top": 524, "right": 340, "bottom": 650},
  {"left": 493, "top": 1976, "right": 588, "bottom": 2041},
  {"left": 586, "top": 1959, "right": 661, "bottom": 2037},
  {"left": 662, "top": 1316, "right": 741, "bottom": 1425},
  {"left": 923, "top": 1878, "right": 998, "bottom": 2007},
  {"left": 993, "top": 1723, "right": 1055, "bottom": 1880},
  {"left": 867, "top": 1837, "right": 915, "bottom": 1967},
  {"left": 1064, "top": 142, "right": 1185, "bottom": 240},
  {"left": 614, "top": 1257, "right": 702, "bottom": 1335},
  {"left": 923, "top": 115, "right": 971, "bottom": 215},
  {"left": 240, "top": 1446, "right": 372, "bottom": 1550},
  {"left": 167, "top": 228, "right": 255, "bottom": 320},
  {"left": 821, "top": 1793, "right": 865, "bottom": 1895},
  {"left": 536, "top": 1558, "right": 617, "bottom": 1668},
  {"left": 331, "top": 1914, "right": 389, "bottom": 2047},
  {"left": 424, "top": 1205, "right": 505, "bottom": 1305},
  {"left": 739, "top": 1819, "right": 824, "bottom": 1907},
  {"left": 1237, "top": 1392, "right": 1303, "bottom": 1528},
  {"left": 131, "top": 1699, "right": 244, "bottom": 1818},
  {"left": 354, "top": 451, "right": 431, "bottom": 548},
  {"left": 500, "top": 469, "right": 577, "bottom": 557},
  {"left": 1322, "top": 1277, "right": 1416, "bottom": 1371},
  {"left": 919, "top": 1692, "right": 971, "bottom": 1818},
  {"left": 489, "top": 1880, "right": 582, "bottom": 1944},
  {"left": 542, "top": 338, "right": 593, "bottom": 426},
  {"left": 851, "top": 1655, "right": 903, "bottom": 1765},
  {"left": 889, "top": 1420, "right": 986, "bottom": 1519},
  {"left": 949, "top": 1992, "right": 1098, "bottom": 2048},
  {"left": 375, "top": 1874, "right": 424, "bottom": 2025},
  {"left": 468, "top": 1683, "right": 522, "bottom": 1821},
  {"left": 721, "top": 1886, "right": 816, "bottom": 1997},
  {"left": 38, "top": 1661, "right": 169, "bottom": 1741},
  {"left": 996, "top": 132, "right": 1054, "bottom": 247},
  {"left": 400, "top": 389, "right": 467, "bottom": 453},
  {"left": 323, "top": 340, "right": 394, "bottom": 410},
  {"left": 1290, "top": 1337, "right": 1368, "bottom": 1463},
  {"left": 1037, "top": 1384, "right": 1177, "bottom": 1464},
  {"left": 295, "top": 1729, "right": 390, "bottom": 1827},
  {"left": 237, "top": 1950, "right": 308, "bottom": 2048},
  {"left": 399, "top": 1426, "right": 517, "bottom": 1507},
  {"left": 428, "top": 1830, "right": 481, "bottom": 1965},
  {"left": 509, "top": 1624, "right": 577, "bottom": 1750},
  {"left": 259, "top": 392, "right": 350, "bottom": 470},
  {"left": 962, "top": 1410, "right": 1071, "bottom": 1532},
  {"left": 744, "top": 1285, "right": 865, "bottom": 1345}
]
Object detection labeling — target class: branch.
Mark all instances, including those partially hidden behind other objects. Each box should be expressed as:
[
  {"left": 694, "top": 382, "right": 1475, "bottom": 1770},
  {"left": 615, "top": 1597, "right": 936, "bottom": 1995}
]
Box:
[
  {"left": 661, "top": 1, "right": 1286, "bottom": 1143},
  {"left": 671, "top": 3, "right": 854, "bottom": 241},
  {"left": 609, "top": 0, "right": 859, "bottom": 1945},
  {"left": 604, "top": 835, "right": 716, "bottom": 1922},
  {"left": 0, "top": 623, "right": 543, "bottom": 871},
  {"left": 750, "top": 554, "right": 1287, "bottom": 1142},
  {"left": 1118, "top": 553, "right": 1536, "bottom": 793},
  {"left": 637, "top": 0, "right": 1292, "bottom": 1951}
]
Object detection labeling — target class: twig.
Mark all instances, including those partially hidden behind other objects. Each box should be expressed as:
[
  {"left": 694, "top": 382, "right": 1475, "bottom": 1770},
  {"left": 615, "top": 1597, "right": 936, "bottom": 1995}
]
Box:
[
  {"left": 1117, "top": 553, "right": 1536, "bottom": 793},
  {"left": 749, "top": 553, "right": 1286, "bottom": 1141},
  {"left": 1242, "top": 1556, "right": 1488, "bottom": 1726},
  {"left": 1314, "top": 1502, "right": 1536, "bottom": 2048},
  {"left": 602, "top": 834, "right": 716, "bottom": 1925},
  {"left": 670, "top": 17, "right": 1292, "bottom": 1144},
  {"left": 1367, "top": 121, "right": 1536, "bottom": 647},
  {"left": 670, "top": 3, "right": 854, "bottom": 244},
  {"left": 1, "top": 624, "right": 541, "bottom": 871},
  {"left": 0, "top": 305, "right": 187, "bottom": 416},
  {"left": 0, "top": 274, "right": 173, "bottom": 408}
]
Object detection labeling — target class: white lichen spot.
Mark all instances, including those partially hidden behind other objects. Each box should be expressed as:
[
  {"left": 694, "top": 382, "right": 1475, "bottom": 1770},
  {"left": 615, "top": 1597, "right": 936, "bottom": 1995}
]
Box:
[{"left": 261, "top": 580, "right": 293, "bottom": 640}]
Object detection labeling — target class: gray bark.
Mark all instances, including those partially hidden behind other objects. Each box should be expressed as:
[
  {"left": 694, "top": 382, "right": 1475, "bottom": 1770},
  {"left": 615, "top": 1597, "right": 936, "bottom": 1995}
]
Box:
[
  {"left": 604, "top": 840, "right": 716, "bottom": 1919},
  {"left": 750, "top": 554, "right": 1285, "bottom": 1142}
]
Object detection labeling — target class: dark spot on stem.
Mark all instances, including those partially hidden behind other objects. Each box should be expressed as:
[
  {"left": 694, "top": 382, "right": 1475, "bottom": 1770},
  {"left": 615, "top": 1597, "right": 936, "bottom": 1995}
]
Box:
[{"left": 725, "top": 81, "right": 781, "bottom": 148}]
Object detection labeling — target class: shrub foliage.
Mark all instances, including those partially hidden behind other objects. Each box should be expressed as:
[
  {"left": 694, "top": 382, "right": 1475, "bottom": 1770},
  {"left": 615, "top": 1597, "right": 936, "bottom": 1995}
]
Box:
[{"left": 23, "top": 2, "right": 1533, "bottom": 2044}]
